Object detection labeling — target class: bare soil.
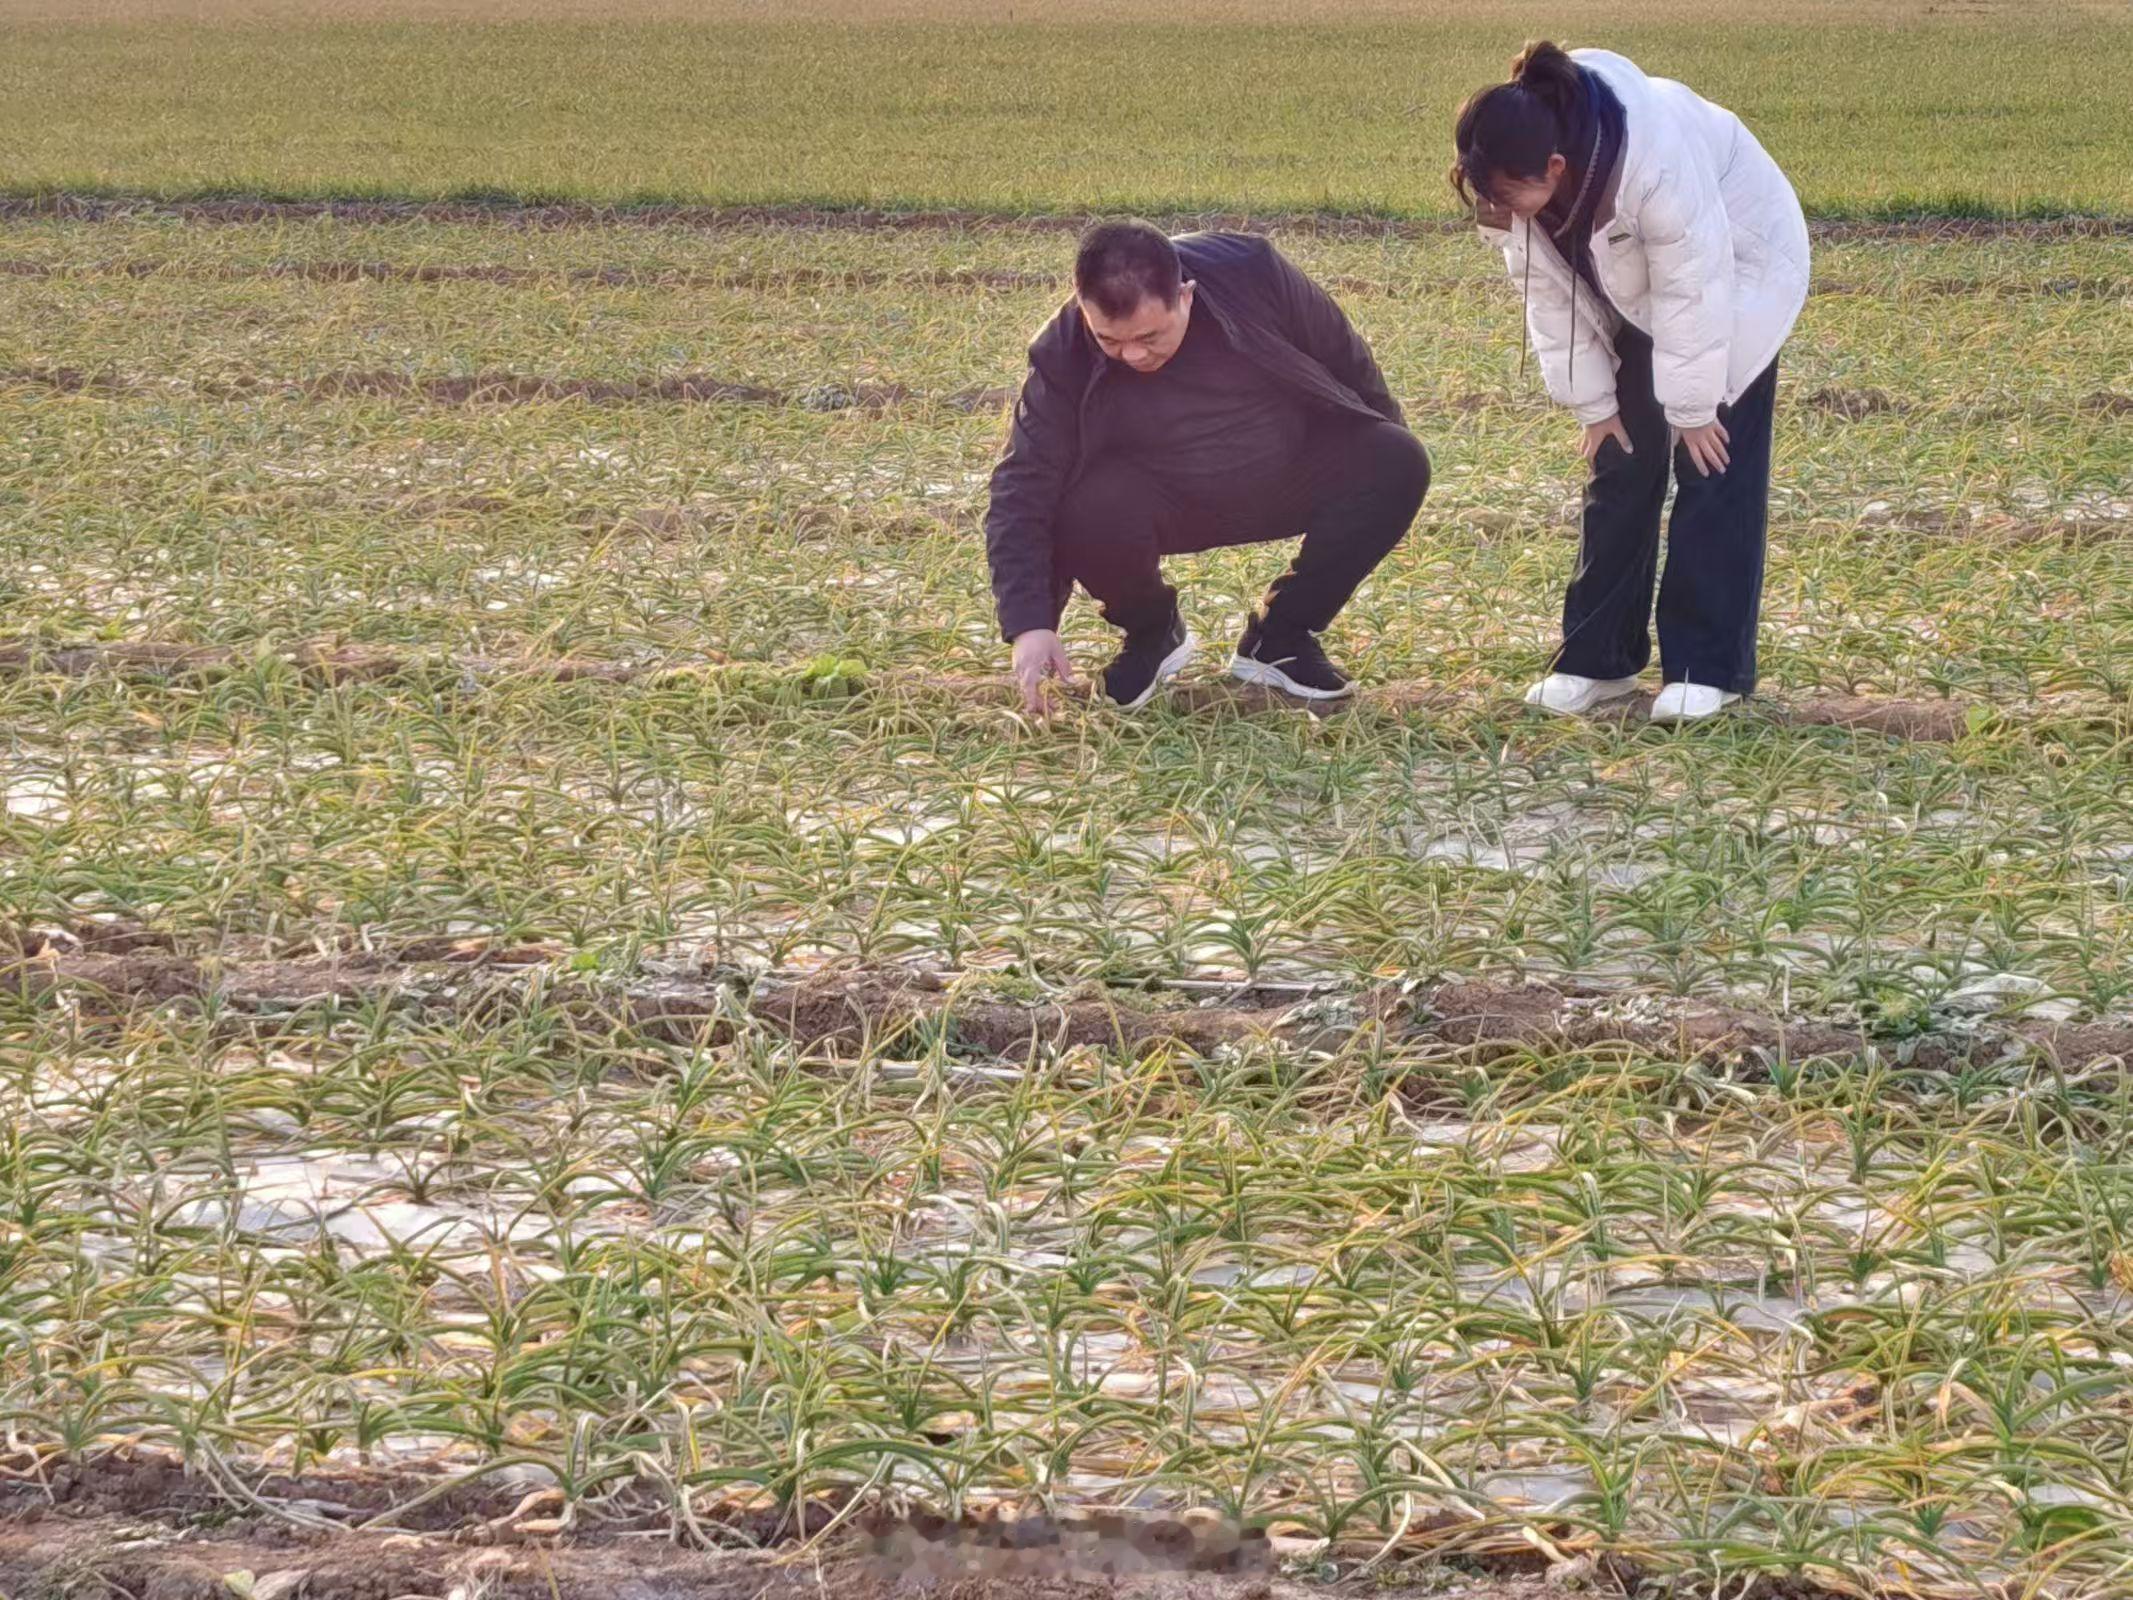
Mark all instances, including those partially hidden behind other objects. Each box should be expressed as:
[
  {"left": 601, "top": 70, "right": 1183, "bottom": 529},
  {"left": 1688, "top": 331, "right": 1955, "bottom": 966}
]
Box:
[
  {"left": 0, "top": 1447, "right": 1893, "bottom": 1599},
  {"left": 0, "top": 1524, "right": 1591, "bottom": 1600},
  {"left": 741, "top": 967, "right": 1354, "bottom": 1054},
  {"left": 1755, "top": 694, "right": 1974, "bottom": 741},
  {"left": 0, "top": 1450, "right": 1621, "bottom": 1600},
  {"left": 1804, "top": 386, "right": 1902, "bottom": 419},
  {"left": 1420, "top": 978, "right": 2133, "bottom": 1077}
]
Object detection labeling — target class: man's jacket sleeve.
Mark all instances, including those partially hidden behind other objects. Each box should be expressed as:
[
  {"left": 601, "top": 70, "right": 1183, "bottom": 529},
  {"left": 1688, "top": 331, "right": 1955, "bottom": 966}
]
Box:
[
  {"left": 1266, "top": 242, "right": 1405, "bottom": 426},
  {"left": 983, "top": 317, "right": 1081, "bottom": 643}
]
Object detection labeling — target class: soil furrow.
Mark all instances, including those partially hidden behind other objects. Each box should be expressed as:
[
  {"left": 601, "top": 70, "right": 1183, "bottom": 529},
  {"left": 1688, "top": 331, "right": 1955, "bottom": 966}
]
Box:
[
  {"left": 5, "top": 193, "right": 2131, "bottom": 241},
  {"left": 0, "top": 951, "right": 1310, "bottom": 1055},
  {"left": 0, "top": 638, "right": 719, "bottom": 683},
  {"left": 10, "top": 363, "right": 2118, "bottom": 424},
  {"left": 0, "top": 1438, "right": 1968, "bottom": 1600},
  {"left": 0, "top": 364, "right": 1015, "bottom": 412},
  {"left": 6, "top": 256, "right": 2125, "bottom": 303},
  {"left": 5, "top": 950, "right": 2129, "bottom": 1075},
  {"left": 1811, "top": 274, "right": 2133, "bottom": 300},
  {"left": 0, "top": 1449, "right": 1276, "bottom": 1581},
  {"left": 0, "top": 255, "right": 1059, "bottom": 291},
  {"left": 1799, "top": 385, "right": 2133, "bottom": 421}
]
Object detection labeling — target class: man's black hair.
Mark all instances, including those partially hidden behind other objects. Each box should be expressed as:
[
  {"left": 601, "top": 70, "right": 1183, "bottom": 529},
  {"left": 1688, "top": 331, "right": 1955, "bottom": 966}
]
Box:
[{"left": 1073, "top": 220, "right": 1183, "bottom": 320}]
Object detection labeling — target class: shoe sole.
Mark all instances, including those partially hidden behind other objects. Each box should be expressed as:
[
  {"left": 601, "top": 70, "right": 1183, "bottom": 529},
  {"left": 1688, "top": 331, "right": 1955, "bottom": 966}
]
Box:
[
  {"left": 1228, "top": 654, "right": 1356, "bottom": 701},
  {"left": 1649, "top": 697, "right": 1743, "bottom": 725},
  {"left": 1113, "top": 632, "right": 1198, "bottom": 711},
  {"left": 1525, "top": 680, "right": 1642, "bottom": 717}
]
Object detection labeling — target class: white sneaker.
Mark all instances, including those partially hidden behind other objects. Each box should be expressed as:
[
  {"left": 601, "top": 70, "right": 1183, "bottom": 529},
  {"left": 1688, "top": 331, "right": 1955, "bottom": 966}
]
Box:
[
  {"left": 1523, "top": 672, "right": 1641, "bottom": 716},
  {"left": 1650, "top": 683, "right": 1741, "bottom": 723}
]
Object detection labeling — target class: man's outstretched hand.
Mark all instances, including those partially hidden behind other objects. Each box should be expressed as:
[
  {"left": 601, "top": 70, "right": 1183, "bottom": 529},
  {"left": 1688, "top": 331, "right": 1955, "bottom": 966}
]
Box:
[{"left": 1010, "top": 628, "right": 1079, "bottom": 716}]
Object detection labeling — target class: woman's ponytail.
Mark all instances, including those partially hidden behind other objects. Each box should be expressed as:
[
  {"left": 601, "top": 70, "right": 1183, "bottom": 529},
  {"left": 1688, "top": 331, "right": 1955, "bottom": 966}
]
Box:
[{"left": 1509, "top": 40, "right": 1582, "bottom": 122}]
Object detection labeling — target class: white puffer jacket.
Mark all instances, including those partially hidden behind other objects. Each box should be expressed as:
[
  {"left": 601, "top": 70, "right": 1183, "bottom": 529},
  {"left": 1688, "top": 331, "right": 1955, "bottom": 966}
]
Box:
[{"left": 1476, "top": 49, "right": 1810, "bottom": 430}]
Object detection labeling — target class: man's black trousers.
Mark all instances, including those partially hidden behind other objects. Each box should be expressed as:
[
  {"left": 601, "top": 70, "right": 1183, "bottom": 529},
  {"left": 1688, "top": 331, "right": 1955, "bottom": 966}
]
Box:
[
  {"left": 1050, "top": 418, "right": 1429, "bottom": 638},
  {"left": 1556, "top": 325, "right": 1780, "bottom": 695}
]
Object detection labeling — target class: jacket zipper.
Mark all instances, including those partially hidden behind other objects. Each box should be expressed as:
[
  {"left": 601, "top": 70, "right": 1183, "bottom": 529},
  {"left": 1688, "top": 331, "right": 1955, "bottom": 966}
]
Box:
[{"left": 1517, "top": 217, "right": 1622, "bottom": 384}]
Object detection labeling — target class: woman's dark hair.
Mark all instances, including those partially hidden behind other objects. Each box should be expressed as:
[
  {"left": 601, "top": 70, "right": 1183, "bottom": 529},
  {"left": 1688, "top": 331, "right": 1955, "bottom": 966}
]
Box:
[
  {"left": 1074, "top": 219, "right": 1183, "bottom": 319},
  {"left": 1447, "top": 40, "right": 1584, "bottom": 207}
]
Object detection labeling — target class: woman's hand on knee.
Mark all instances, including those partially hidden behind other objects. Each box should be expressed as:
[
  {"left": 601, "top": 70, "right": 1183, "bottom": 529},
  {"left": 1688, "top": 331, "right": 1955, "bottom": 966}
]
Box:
[
  {"left": 1679, "top": 419, "right": 1732, "bottom": 477},
  {"left": 1580, "top": 414, "right": 1634, "bottom": 464}
]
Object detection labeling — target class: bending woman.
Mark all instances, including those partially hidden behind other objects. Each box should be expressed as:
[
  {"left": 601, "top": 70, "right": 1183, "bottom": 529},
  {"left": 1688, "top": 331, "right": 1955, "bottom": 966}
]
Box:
[{"left": 1453, "top": 43, "right": 1808, "bottom": 721}]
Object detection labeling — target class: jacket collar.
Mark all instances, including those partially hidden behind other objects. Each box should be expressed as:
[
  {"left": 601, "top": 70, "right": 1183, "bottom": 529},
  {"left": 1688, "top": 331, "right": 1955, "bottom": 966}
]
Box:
[{"left": 1571, "top": 51, "right": 1656, "bottom": 230}]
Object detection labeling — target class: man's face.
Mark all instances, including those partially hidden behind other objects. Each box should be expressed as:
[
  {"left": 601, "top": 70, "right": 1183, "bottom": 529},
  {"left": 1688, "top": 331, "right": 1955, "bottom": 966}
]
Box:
[{"left": 1078, "top": 281, "right": 1196, "bottom": 375}]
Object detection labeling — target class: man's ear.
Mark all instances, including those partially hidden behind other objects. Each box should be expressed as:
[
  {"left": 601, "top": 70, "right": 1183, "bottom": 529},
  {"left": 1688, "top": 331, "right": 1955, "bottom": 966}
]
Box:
[
  {"left": 1547, "top": 153, "right": 1569, "bottom": 184},
  {"left": 1177, "top": 279, "right": 1196, "bottom": 314}
]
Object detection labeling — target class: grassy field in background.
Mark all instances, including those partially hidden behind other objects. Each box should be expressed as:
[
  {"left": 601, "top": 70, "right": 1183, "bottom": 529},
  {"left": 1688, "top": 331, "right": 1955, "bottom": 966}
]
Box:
[
  {"left": 3, "top": 206, "right": 2132, "bottom": 1595},
  {"left": 2, "top": 0, "right": 2132, "bottom": 216}
]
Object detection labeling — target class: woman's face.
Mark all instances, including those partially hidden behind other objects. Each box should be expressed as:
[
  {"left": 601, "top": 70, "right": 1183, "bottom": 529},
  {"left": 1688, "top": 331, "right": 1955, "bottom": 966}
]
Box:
[{"left": 1491, "top": 152, "right": 1570, "bottom": 219}]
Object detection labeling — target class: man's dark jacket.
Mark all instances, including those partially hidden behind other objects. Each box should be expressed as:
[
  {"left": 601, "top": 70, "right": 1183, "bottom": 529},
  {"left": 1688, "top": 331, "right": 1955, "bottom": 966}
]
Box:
[{"left": 984, "top": 231, "right": 1408, "bottom": 642}]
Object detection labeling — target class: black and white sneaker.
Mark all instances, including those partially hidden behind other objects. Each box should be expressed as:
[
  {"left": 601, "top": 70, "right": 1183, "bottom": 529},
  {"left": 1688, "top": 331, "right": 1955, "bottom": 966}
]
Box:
[
  {"left": 1229, "top": 617, "right": 1354, "bottom": 700},
  {"left": 1101, "top": 610, "right": 1197, "bottom": 710}
]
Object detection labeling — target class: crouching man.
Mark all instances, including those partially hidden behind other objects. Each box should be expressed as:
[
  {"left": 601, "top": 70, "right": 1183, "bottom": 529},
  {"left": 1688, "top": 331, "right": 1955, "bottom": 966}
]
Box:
[{"left": 985, "top": 220, "right": 1430, "bottom": 713}]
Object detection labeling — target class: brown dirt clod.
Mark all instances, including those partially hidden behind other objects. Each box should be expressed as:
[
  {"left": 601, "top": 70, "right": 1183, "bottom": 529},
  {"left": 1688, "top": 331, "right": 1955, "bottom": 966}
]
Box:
[{"left": 1805, "top": 386, "right": 1901, "bottom": 419}]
